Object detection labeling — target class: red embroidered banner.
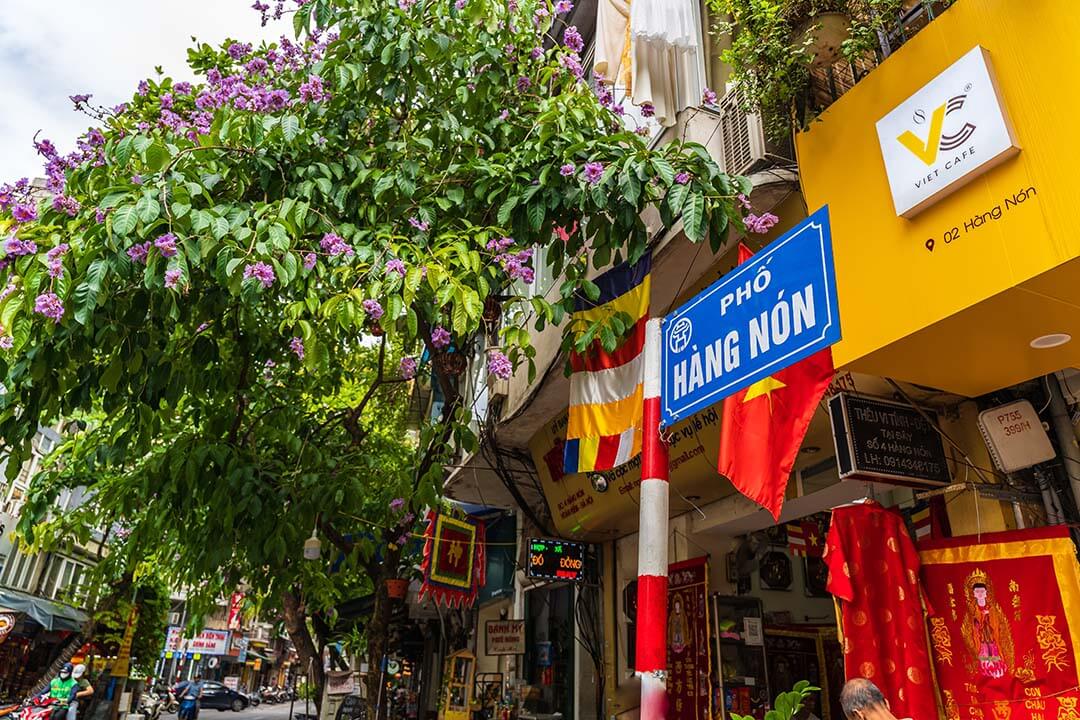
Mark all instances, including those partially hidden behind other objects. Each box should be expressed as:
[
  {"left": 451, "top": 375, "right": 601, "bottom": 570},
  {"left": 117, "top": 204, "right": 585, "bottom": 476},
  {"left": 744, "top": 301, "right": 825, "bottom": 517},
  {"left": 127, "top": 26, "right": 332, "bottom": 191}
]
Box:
[
  {"left": 418, "top": 512, "right": 486, "bottom": 608},
  {"left": 920, "top": 527, "right": 1080, "bottom": 720},
  {"left": 667, "top": 557, "right": 711, "bottom": 720}
]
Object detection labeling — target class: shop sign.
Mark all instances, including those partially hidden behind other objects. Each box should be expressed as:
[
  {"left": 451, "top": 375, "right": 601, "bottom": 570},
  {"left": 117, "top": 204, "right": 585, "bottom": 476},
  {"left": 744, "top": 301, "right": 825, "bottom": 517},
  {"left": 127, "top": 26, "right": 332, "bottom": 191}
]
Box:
[
  {"left": 876, "top": 46, "right": 1019, "bottom": 218},
  {"left": 828, "top": 393, "right": 951, "bottom": 486},
  {"left": 223, "top": 677, "right": 239, "bottom": 691},
  {"left": 484, "top": 620, "right": 526, "bottom": 656},
  {"left": 164, "top": 626, "right": 231, "bottom": 656},
  {"left": 227, "top": 592, "right": 244, "bottom": 631},
  {"left": 526, "top": 538, "right": 586, "bottom": 582},
  {"left": 234, "top": 636, "right": 248, "bottom": 664},
  {"left": 662, "top": 206, "right": 841, "bottom": 426},
  {"left": 111, "top": 607, "right": 139, "bottom": 678},
  {"left": 326, "top": 671, "right": 355, "bottom": 696}
]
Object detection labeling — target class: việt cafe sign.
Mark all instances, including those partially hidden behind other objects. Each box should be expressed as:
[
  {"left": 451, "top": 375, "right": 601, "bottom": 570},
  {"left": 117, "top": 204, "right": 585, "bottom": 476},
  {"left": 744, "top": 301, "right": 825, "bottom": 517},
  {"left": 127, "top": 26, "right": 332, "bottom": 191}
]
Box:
[{"left": 877, "top": 46, "right": 1019, "bottom": 218}]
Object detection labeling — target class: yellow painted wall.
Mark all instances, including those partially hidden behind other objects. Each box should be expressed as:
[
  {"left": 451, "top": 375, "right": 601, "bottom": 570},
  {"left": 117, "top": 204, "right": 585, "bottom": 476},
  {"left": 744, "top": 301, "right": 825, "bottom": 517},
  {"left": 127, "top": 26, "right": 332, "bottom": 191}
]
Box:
[{"left": 796, "top": 0, "right": 1080, "bottom": 395}]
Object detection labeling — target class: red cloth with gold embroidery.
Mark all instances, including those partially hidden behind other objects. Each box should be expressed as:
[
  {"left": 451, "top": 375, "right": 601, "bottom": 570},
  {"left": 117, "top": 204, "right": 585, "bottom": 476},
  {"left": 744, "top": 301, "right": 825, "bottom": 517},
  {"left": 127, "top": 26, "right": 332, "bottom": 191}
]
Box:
[
  {"left": 824, "top": 501, "right": 937, "bottom": 720},
  {"left": 919, "top": 526, "right": 1080, "bottom": 720}
]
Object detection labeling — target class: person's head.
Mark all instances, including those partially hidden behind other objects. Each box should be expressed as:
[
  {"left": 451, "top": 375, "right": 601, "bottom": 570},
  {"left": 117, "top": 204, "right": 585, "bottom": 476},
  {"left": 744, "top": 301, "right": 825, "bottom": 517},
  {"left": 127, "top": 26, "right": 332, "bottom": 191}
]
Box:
[
  {"left": 59, "top": 663, "right": 74, "bottom": 680},
  {"left": 72, "top": 665, "right": 86, "bottom": 680},
  {"left": 973, "top": 583, "right": 988, "bottom": 606},
  {"left": 194, "top": 674, "right": 202, "bottom": 682},
  {"left": 840, "top": 679, "right": 895, "bottom": 720}
]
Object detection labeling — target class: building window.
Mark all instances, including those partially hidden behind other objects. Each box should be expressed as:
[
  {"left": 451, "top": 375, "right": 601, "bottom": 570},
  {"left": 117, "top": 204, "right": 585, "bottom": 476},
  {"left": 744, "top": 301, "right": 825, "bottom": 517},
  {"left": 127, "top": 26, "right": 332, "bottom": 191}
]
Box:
[
  {"left": 4, "top": 548, "right": 40, "bottom": 592},
  {"left": 41, "top": 555, "right": 88, "bottom": 604}
]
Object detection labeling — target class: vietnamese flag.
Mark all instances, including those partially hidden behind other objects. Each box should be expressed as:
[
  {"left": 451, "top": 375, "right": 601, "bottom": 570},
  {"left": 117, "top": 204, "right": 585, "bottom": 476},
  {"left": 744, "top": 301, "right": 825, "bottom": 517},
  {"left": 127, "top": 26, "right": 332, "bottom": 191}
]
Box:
[{"left": 718, "top": 244, "right": 835, "bottom": 520}]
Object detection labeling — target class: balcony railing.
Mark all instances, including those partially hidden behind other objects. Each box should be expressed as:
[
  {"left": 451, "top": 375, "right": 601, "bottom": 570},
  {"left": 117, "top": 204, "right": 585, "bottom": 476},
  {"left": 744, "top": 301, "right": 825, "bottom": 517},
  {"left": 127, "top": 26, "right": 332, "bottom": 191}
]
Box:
[{"left": 809, "top": 0, "right": 956, "bottom": 111}]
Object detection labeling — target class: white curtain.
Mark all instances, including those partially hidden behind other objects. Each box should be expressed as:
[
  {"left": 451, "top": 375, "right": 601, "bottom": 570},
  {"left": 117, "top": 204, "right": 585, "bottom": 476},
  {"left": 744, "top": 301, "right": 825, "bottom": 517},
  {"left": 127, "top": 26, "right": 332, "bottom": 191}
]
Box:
[
  {"left": 629, "top": 0, "right": 707, "bottom": 126},
  {"left": 593, "top": 0, "right": 631, "bottom": 84}
]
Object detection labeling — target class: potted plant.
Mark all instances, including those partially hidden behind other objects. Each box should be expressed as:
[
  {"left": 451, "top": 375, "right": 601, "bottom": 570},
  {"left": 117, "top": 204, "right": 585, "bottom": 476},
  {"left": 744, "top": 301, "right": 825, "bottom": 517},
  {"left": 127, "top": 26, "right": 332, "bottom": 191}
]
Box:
[
  {"left": 385, "top": 577, "right": 409, "bottom": 600},
  {"left": 711, "top": 0, "right": 904, "bottom": 140}
]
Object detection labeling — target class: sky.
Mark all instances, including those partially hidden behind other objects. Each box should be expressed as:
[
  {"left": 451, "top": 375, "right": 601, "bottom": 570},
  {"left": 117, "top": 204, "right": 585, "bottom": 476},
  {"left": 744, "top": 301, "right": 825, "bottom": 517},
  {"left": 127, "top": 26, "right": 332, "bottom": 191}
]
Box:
[{"left": 0, "top": 1, "right": 284, "bottom": 182}]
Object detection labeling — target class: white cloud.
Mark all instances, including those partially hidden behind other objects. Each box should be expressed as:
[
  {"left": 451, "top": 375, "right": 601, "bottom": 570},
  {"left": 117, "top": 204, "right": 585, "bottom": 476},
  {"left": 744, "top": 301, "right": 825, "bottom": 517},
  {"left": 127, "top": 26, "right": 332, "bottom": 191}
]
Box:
[{"left": 0, "top": 0, "right": 284, "bottom": 181}]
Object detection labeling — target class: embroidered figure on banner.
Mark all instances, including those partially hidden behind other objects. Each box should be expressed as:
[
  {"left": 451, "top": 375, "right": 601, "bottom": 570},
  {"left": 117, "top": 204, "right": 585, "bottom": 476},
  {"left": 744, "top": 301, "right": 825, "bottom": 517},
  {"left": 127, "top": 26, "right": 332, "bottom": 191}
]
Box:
[
  {"left": 961, "top": 569, "right": 1015, "bottom": 679},
  {"left": 1036, "top": 615, "right": 1069, "bottom": 672},
  {"left": 668, "top": 594, "right": 690, "bottom": 654},
  {"left": 1058, "top": 696, "right": 1080, "bottom": 720}
]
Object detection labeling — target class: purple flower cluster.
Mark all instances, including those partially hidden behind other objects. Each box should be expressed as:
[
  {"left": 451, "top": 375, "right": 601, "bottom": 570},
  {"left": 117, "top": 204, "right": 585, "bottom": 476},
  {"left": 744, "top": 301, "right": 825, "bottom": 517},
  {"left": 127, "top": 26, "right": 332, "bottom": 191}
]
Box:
[
  {"left": 0, "top": 335, "right": 12, "bottom": 350},
  {"left": 563, "top": 26, "right": 584, "bottom": 53},
  {"left": 487, "top": 350, "right": 513, "bottom": 380},
  {"left": 290, "top": 336, "right": 305, "bottom": 360},
  {"left": 12, "top": 204, "right": 37, "bottom": 224},
  {"left": 385, "top": 259, "right": 407, "bottom": 277},
  {"left": 155, "top": 233, "right": 179, "bottom": 258},
  {"left": 431, "top": 326, "right": 451, "bottom": 349},
  {"left": 0, "top": 178, "right": 32, "bottom": 214},
  {"left": 164, "top": 268, "right": 183, "bottom": 289},
  {"left": 582, "top": 161, "right": 604, "bottom": 184},
  {"left": 69, "top": 93, "right": 91, "bottom": 105},
  {"left": 298, "top": 74, "right": 329, "bottom": 104},
  {"left": 46, "top": 244, "right": 69, "bottom": 279},
  {"left": 737, "top": 193, "right": 753, "bottom": 211},
  {"left": 400, "top": 356, "right": 418, "bottom": 380},
  {"left": 744, "top": 212, "right": 779, "bottom": 234},
  {"left": 560, "top": 52, "right": 584, "bottom": 79},
  {"left": 228, "top": 42, "right": 253, "bottom": 60},
  {"left": 362, "top": 299, "right": 384, "bottom": 320},
  {"left": 243, "top": 261, "right": 276, "bottom": 288},
  {"left": 34, "top": 292, "right": 64, "bottom": 323},
  {"left": 127, "top": 242, "right": 151, "bottom": 264},
  {"left": 5, "top": 238, "right": 37, "bottom": 257},
  {"left": 455, "top": 0, "right": 467, "bottom": 9},
  {"left": 52, "top": 195, "right": 80, "bottom": 217},
  {"left": 516, "top": 76, "right": 532, "bottom": 92},
  {"left": 174, "top": 81, "right": 193, "bottom": 95},
  {"left": 555, "top": 0, "right": 573, "bottom": 12},
  {"left": 560, "top": 163, "right": 575, "bottom": 177},
  {"left": 496, "top": 249, "right": 535, "bottom": 284},
  {"left": 675, "top": 171, "right": 691, "bottom": 185},
  {"left": 486, "top": 236, "right": 514, "bottom": 252},
  {"left": 390, "top": 497, "right": 406, "bottom": 511},
  {"left": 640, "top": 102, "right": 655, "bottom": 118},
  {"left": 303, "top": 252, "right": 317, "bottom": 270},
  {"left": 702, "top": 87, "right": 718, "bottom": 105},
  {"left": 320, "top": 232, "right": 353, "bottom": 257},
  {"left": 408, "top": 217, "right": 430, "bottom": 232},
  {"left": 399, "top": 0, "right": 417, "bottom": 9}
]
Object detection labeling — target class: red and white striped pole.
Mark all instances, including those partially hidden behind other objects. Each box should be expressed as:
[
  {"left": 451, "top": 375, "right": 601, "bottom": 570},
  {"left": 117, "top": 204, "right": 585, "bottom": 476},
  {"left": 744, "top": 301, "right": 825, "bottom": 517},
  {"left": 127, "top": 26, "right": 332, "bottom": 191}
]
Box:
[{"left": 636, "top": 318, "right": 669, "bottom": 720}]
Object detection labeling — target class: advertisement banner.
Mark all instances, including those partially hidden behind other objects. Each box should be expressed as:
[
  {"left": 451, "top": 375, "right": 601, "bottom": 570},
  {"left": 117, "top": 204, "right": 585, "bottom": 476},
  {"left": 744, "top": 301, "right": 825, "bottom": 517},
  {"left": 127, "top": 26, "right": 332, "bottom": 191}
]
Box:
[
  {"left": 919, "top": 526, "right": 1080, "bottom": 720},
  {"left": 164, "top": 627, "right": 231, "bottom": 656},
  {"left": 326, "top": 671, "right": 355, "bottom": 696},
  {"left": 111, "top": 607, "right": 139, "bottom": 677},
  {"left": 485, "top": 620, "right": 526, "bottom": 656},
  {"left": 227, "top": 593, "right": 244, "bottom": 631},
  {"left": 667, "top": 557, "right": 710, "bottom": 720}
]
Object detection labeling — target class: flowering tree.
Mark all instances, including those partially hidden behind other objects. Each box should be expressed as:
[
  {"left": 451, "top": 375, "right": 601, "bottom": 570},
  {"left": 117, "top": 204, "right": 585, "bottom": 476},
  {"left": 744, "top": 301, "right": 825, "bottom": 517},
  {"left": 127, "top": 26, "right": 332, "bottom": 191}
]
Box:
[{"left": 0, "top": 0, "right": 750, "bottom": 710}]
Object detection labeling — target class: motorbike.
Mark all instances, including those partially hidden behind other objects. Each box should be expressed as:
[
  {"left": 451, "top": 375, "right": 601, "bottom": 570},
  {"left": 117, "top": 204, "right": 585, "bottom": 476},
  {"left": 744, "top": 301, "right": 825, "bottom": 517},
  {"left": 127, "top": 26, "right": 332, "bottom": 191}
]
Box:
[
  {"left": 17, "top": 697, "right": 59, "bottom": 720},
  {"left": 154, "top": 689, "right": 178, "bottom": 714},
  {"left": 138, "top": 693, "right": 163, "bottom": 720}
]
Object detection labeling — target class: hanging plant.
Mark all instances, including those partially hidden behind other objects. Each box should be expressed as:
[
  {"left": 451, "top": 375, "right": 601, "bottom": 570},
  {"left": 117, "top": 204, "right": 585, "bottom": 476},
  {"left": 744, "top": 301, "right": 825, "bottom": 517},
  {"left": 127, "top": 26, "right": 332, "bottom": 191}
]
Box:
[{"left": 711, "top": 0, "right": 906, "bottom": 140}]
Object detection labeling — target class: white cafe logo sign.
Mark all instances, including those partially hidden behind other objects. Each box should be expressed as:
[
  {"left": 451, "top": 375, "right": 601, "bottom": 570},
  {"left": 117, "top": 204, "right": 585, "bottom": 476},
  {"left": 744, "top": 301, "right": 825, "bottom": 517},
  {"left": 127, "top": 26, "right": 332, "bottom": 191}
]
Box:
[{"left": 876, "top": 46, "right": 1020, "bottom": 218}]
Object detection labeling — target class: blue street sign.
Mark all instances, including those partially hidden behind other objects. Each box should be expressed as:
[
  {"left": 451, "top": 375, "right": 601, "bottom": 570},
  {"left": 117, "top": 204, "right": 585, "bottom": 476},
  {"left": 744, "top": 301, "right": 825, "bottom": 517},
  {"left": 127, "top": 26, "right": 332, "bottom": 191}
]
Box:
[{"left": 661, "top": 206, "right": 841, "bottom": 427}]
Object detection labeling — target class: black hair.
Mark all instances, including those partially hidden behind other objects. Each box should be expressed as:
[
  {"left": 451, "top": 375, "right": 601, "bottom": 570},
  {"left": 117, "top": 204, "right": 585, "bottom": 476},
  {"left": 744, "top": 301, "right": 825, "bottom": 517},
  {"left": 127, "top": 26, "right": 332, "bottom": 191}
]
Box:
[{"left": 840, "top": 679, "right": 887, "bottom": 719}]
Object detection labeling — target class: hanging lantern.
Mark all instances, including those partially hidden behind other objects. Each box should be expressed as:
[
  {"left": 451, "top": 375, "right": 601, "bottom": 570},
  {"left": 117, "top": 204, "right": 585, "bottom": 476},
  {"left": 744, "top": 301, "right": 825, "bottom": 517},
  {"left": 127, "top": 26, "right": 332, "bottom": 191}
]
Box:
[{"left": 303, "top": 529, "right": 322, "bottom": 561}]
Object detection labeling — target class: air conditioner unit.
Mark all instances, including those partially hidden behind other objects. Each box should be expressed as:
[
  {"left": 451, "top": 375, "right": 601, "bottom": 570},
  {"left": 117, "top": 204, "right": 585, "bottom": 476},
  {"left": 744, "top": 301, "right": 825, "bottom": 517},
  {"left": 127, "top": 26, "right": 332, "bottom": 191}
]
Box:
[
  {"left": 487, "top": 374, "right": 510, "bottom": 405},
  {"left": 717, "top": 87, "right": 794, "bottom": 176}
]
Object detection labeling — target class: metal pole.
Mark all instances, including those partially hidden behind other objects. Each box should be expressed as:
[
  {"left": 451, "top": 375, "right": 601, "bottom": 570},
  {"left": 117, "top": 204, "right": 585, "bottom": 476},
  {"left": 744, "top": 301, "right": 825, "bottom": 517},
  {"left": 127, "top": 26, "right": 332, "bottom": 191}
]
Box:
[
  {"left": 635, "top": 319, "right": 669, "bottom": 720},
  {"left": 1047, "top": 374, "right": 1080, "bottom": 515}
]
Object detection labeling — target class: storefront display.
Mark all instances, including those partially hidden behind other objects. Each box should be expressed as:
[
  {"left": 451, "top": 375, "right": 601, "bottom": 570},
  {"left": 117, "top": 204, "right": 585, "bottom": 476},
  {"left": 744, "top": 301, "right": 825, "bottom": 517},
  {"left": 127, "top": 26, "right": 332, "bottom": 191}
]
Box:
[
  {"left": 824, "top": 500, "right": 936, "bottom": 720},
  {"left": 712, "top": 596, "right": 769, "bottom": 720},
  {"left": 919, "top": 526, "right": 1080, "bottom": 720},
  {"left": 764, "top": 628, "right": 844, "bottom": 720}
]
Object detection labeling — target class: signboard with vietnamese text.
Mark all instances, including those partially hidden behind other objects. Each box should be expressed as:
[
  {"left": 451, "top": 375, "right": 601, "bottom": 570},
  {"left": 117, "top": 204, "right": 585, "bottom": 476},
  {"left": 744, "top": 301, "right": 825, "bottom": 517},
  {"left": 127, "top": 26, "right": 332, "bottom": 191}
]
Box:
[
  {"left": 527, "top": 538, "right": 586, "bottom": 582},
  {"left": 828, "top": 392, "right": 951, "bottom": 487},
  {"left": 111, "top": 607, "right": 139, "bottom": 677},
  {"left": 484, "top": 620, "right": 526, "bottom": 656},
  {"left": 164, "top": 626, "right": 231, "bottom": 656},
  {"left": 661, "top": 206, "right": 841, "bottom": 427}
]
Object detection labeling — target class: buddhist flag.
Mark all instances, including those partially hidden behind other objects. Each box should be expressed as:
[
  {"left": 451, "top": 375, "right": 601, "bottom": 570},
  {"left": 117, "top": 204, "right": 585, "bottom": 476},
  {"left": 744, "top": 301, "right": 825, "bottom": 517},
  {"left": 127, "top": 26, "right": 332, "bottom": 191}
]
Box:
[
  {"left": 564, "top": 254, "right": 651, "bottom": 475},
  {"left": 787, "top": 521, "right": 824, "bottom": 557},
  {"left": 719, "top": 244, "right": 834, "bottom": 520}
]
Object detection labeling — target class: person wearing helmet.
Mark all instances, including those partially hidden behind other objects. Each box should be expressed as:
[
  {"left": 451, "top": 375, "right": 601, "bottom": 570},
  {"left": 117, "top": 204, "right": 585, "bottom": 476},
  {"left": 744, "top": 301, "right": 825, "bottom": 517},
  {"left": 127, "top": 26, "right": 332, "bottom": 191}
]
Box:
[
  {"left": 42, "top": 663, "right": 76, "bottom": 720},
  {"left": 65, "top": 665, "right": 93, "bottom": 720}
]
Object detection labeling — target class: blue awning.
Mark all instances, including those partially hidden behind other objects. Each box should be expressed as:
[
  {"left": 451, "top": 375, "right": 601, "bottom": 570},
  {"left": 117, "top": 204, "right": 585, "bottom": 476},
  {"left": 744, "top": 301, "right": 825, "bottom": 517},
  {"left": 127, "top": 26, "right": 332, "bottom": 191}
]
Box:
[{"left": 0, "top": 587, "right": 88, "bottom": 632}]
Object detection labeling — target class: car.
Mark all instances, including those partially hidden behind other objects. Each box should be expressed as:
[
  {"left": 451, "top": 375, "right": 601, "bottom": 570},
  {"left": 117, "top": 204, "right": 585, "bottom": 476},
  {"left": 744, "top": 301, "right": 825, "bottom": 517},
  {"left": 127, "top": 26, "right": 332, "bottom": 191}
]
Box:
[{"left": 197, "top": 682, "right": 250, "bottom": 713}]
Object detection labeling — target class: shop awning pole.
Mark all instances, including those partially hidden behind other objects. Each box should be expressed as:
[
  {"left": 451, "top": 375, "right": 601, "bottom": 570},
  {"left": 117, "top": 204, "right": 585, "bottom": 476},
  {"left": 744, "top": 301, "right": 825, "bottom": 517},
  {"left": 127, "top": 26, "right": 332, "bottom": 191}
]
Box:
[{"left": 636, "top": 319, "right": 669, "bottom": 720}]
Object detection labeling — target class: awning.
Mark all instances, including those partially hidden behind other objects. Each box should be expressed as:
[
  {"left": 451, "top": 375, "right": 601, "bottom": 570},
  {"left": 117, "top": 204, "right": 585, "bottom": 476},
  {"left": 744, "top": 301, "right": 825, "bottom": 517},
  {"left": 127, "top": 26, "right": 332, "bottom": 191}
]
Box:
[{"left": 0, "top": 588, "right": 88, "bottom": 632}]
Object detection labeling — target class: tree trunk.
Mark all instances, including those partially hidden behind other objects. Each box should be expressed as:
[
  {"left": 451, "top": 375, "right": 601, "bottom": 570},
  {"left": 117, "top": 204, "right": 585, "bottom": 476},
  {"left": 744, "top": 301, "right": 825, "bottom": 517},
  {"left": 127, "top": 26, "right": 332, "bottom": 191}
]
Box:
[
  {"left": 282, "top": 588, "right": 326, "bottom": 715},
  {"left": 365, "top": 546, "right": 400, "bottom": 720}
]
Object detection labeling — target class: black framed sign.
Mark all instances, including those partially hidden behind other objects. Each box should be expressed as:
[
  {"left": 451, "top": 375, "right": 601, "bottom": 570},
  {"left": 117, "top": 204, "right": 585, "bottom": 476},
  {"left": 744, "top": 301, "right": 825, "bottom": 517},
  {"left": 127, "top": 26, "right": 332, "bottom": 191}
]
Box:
[{"left": 526, "top": 537, "right": 587, "bottom": 582}]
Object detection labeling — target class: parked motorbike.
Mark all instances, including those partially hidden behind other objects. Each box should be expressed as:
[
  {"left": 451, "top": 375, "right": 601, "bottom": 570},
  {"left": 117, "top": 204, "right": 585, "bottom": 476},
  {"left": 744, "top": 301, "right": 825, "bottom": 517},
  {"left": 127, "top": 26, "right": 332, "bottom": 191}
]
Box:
[
  {"left": 138, "top": 693, "right": 163, "bottom": 720},
  {"left": 154, "top": 689, "right": 178, "bottom": 714}
]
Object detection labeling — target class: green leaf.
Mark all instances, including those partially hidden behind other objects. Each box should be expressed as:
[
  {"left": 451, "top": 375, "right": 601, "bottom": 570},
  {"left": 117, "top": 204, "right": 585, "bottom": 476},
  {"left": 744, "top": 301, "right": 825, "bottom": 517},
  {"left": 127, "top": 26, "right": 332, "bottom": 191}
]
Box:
[
  {"left": 212, "top": 216, "right": 230, "bottom": 240},
  {"left": 651, "top": 157, "right": 675, "bottom": 186},
  {"left": 683, "top": 192, "right": 705, "bottom": 242},
  {"left": 527, "top": 202, "right": 545, "bottom": 231},
  {"left": 281, "top": 115, "right": 300, "bottom": 141},
  {"left": 447, "top": 187, "right": 465, "bottom": 204},
  {"left": 666, "top": 183, "right": 689, "bottom": 215},
  {"left": 145, "top": 142, "right": 170, "bottom": 172},
  {"left": 112, "top": 205, "right": 138, "bottom": 236},
  {"left": 101, "top": 356, "right": 124, "bottom": 392},
  {"left": 497, "top": 196, "right": 518, "bottom": 226},
  {"left": 137, "top": 195, "right": 161, "bottom": 224}
]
